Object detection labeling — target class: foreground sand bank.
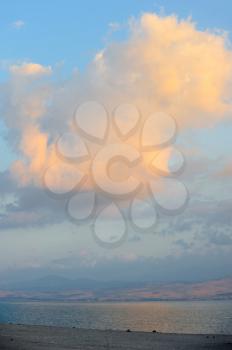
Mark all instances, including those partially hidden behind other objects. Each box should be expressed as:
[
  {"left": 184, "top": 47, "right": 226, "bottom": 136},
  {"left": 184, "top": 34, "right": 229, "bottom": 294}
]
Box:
[{"left": 0, "top": 324, "right": 232, "bottom": 350}]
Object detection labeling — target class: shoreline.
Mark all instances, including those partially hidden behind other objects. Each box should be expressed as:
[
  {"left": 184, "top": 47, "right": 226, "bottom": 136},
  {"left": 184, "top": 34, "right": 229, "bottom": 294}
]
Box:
[
  {"left": 0, "top": 324, "right": 232, "bottom": 349},
  {"left": 1, "top": 298, "right": 232, "bottom": 303}
]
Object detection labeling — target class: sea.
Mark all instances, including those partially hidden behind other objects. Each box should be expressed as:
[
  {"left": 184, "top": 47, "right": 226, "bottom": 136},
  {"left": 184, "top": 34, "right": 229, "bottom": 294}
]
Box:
[{"left": 0, "top": 300, "right": 231, "bottom": 334}]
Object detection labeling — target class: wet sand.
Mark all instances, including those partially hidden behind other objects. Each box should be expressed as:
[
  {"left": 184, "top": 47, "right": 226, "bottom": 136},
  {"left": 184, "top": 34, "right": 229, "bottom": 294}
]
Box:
[{"left": 0, "top": 324, "right": 232, "bottom": 349}]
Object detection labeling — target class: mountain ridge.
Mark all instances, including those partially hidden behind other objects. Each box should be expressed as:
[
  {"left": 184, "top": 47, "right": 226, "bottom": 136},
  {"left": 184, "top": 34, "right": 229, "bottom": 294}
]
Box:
[{"left": 0, "top": 276, "right": 231, "bottom": 301}]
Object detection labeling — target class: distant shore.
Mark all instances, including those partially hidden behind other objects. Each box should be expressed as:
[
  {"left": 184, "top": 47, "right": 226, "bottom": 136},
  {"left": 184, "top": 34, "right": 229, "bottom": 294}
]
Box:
[{"left": 0, "top": 324, "right": 231, "bottom": 350}]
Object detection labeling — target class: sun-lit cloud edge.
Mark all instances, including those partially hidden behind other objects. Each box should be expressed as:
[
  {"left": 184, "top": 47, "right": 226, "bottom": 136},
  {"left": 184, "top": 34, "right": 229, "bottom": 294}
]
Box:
[{"left": 2, "top": 12, "right": 231, "bottom": 190}]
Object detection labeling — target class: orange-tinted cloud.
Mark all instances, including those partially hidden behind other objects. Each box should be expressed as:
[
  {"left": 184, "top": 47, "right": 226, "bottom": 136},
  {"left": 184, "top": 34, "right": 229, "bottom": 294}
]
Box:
[
  {"left": 10, "top": 62, "right": 52, "bottom": 76},
  {"left": 5, "top": 13, "right": 232, "bottom": 188}
]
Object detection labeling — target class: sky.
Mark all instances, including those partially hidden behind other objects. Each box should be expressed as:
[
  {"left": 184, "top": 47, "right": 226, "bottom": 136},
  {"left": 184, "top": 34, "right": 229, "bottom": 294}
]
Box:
[{"left": 0, "top": 1, "right": 232, "bottom": 284}]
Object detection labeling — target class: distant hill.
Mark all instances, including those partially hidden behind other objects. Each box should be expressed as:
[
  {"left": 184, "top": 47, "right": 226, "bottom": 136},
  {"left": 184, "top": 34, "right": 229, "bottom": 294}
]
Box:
[{"left": 0, "top": 276, "right": 231, "bottom": 302}]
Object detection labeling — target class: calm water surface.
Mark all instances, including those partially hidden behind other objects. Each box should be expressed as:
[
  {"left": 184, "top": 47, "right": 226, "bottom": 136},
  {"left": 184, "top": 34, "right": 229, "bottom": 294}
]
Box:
[{"left": 0, "top": 301, "right": 231, "bottom": 334}]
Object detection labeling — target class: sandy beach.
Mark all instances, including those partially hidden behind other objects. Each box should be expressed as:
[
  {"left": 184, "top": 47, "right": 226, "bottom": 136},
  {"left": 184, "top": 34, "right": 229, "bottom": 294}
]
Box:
[{"left": 0, "top": 324, "right": 231, "bottom": 350}]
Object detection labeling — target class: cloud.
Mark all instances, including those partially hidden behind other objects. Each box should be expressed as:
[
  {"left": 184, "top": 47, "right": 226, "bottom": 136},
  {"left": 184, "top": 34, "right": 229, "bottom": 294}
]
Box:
[
  {"left": 0, "top": 12, "right": 232, "bottom": 255},
  {"left": 0, "top": 171, "right": 66, "bottom": 229},
  {"left": 174, "top": 239, "right": 193, "bottom": 250},
  {"left": 11, "top": 125, "right": 50, "bottom": 185},
  {"left": 218, "top": 161, "right": 232, "bottom": 177},
  {"left": 12, "top": 20, "right": 25, "bottom": 29},
  {"left": 2, "top": 13, "right": 232, "bottom": 190},
  {"left": 209, "top": 231, "right": 232, "bottom": 246},
  {"left": 93, "top": 13, "right": 232, "bottom": 123},
  {"left": 108, "top": 22, "right": 121, "bottom": 32},
  {"left": 3, "top": 14, "right": 232, "bottom": 187},
  {"left": 9, "top": 63, "right": 52, "bottom": 76}
]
